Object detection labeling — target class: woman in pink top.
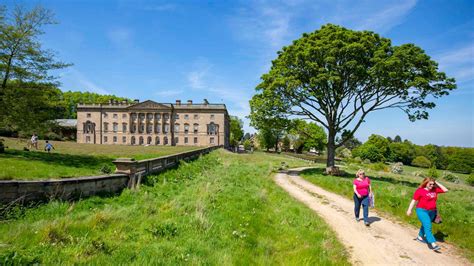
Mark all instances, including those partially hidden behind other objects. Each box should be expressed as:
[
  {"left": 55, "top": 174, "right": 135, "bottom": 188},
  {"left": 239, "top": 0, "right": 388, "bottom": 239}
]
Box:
[
  {"left": 407, "top": 177, "right": 448, "bottom": 251},
  {"left": 353, "top": 169, "right": 372, "bottom": 226}
]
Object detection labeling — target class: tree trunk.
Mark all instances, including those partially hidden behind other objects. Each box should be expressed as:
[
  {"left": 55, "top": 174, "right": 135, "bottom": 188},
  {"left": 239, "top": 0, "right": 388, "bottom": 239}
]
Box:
[{"left": 326, "top": 130, "right": 336, "bottom": 167}]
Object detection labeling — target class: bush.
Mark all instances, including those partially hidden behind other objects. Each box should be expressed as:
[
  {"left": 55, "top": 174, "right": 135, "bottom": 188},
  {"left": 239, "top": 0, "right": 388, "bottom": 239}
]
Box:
[
  {"left": 99, "top": 164, "right": 112, "bottom": 174},
  {"left": 337, "top": 147, "right": 352, "bottom": 159},
  {"left": 391, "top": 162, "right": 403, "bottom": 174},
  {"left": 442, "top": 173, "right": 460, "bottom": 184},
  {"left": 426, "top": 167, "right": 439, "bottom": 178},
  {"left": 368, "top": 162, "right": 388, "bottom": 172},
  {"left": 412, "top": 156, "right": 431, "bottom": 168},
  {"left": 43, "top": 132, "right": 62, "bottom": 141},
  {"left": 353, "top": 144, "right": 385, "bottom": 162},
  {"left": 467, "top": 174, "right": 474, "bottom": 186}
]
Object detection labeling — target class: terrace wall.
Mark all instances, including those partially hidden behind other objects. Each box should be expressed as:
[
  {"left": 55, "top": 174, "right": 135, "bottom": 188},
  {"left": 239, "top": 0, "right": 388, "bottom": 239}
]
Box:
[{"left": 0, "top": 146, "right": 222, "bottom": 204}]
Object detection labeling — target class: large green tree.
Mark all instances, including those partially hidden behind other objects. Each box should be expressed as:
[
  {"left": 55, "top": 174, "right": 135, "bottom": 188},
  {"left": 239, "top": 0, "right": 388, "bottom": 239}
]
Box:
[
  {"left": 250, "top": 24, "right": 455, "bottom": 171},
  {"left": 289, "top": 119, "right": 327, "bottom": 153},
  {"left": 229, "top": 116, "right": 244, "bottom": 147}
]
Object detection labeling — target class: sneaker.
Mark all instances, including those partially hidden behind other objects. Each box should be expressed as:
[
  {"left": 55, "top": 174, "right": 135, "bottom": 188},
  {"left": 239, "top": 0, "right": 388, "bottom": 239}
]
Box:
[
  {"left": 355, "top": 217, "right": 360, "bottom": 222},
  {"left": 416, "top": 236, "right": 426, "bottom": 244},
  {"left": 364, "top": 222, "right": 370, "bottom": 226},
  {"left": 432, "top": 245, "right": 441, "bottom": 251}
]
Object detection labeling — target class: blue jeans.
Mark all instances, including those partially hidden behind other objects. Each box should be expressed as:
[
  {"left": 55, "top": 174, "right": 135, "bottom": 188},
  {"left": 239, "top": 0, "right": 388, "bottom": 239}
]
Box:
[
  {"left": 353, "top": 193, "right": 369, "bottom": 223},
  {"left": 416, "top": 208, "right": 437, "bottom": 244}
]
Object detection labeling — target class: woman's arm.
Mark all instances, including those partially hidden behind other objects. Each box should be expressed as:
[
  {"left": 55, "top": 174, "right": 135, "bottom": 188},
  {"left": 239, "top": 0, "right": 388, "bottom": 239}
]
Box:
[
  {"left": 406, "top": 199, "right": 417, "bottom": 216},
  {"left": 353, "top": 184, "right": 361, "bottom": 198},
  {"left": 435, "top": 180, "right": 448, "bottom": 192}
]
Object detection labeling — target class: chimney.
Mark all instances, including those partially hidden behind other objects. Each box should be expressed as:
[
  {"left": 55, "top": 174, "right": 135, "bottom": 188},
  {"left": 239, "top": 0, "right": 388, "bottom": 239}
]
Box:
[
  {"left": 187, "top": 100, "right": 193, "bottom": 105},
  {"left": 109, "top": 99, "right": 113, "bottom": 104},
  {"left": 203, "top": 99, "right": 209, "bottom": 105},
  {"left": 176, "top": 100, "right": 181, "bottom": 105}
]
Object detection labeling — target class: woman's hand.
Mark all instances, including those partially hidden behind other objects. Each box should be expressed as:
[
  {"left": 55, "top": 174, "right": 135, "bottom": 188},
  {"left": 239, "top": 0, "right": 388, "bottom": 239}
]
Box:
[
  {"left": 356, "top": 193, "right": 361, "bottom": 198},
  {"left": 406, "top": 210, "right": 412, "bottom": 216}
]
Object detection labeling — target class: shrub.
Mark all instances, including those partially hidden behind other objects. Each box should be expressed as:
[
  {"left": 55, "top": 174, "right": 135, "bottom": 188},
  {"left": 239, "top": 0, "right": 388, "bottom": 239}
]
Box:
[
  {"left": 337, "top": 147, "right": 352, "bottom": 159},
  {"left": 43, "top": 132, "right": 62, "bottom": 141},
  {"left": 353, "top": 144, "right": 385, "bottom": 162},
  {"left": 391, "top": 162, "right": 404, "bottom": 174},
  {"left": 368, "top": 162, "right": 388, "bottom": 172},
  {"left": 467, "top": 174, "right": 474, "bottom": 186},
  {"left": 411, "top": 156, "right": 431, "bottom": 168},
  {"left": 99, "top": 164, "right": 112, "bottom": 174},
  {"left": 426, "top": 167, "right": 439, "bottom": 178},
  {"left": 442, "top": 173, "right": 460, "bottom": 184}
]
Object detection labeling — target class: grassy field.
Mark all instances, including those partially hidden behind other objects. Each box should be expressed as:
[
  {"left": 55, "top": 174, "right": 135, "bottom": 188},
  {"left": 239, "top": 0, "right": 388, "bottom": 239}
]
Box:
[
  {"left": 0, "top": 137, "right": 200, "bottom": 180},
  {"left": 300, "top": 162, "right": 474, "bottom": 262},
  {"left": 0, "top": 150, "right": 349, "bottom": 265}
]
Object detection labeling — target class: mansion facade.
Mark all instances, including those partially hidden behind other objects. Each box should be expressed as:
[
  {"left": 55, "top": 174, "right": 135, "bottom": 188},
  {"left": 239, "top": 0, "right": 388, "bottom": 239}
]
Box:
[{"left": 77, "top": 99, "right": 230, "bottom": 147}]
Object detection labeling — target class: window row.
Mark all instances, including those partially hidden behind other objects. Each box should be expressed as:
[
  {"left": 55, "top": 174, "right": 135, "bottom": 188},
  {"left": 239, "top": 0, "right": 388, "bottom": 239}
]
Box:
[
  {"left": 97, "top": 113, "right": 216, "bottom": 120},
  {"left": 101, "top": 122, "right": 218, "bottom": 134},
  {"left": 100, "top": 136, "right": 216, "bottom": 145}
]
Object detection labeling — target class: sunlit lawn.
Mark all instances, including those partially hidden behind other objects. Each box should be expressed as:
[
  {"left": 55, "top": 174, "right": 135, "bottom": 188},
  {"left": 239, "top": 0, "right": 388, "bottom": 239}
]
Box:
[{"left": 0, "top": 137, "right": 201, "bottom": 180}]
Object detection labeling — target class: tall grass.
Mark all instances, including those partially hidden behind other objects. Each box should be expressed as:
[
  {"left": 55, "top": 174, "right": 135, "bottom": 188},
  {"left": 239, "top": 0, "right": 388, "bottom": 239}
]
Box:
[
  {"left": 301, "top": 168, "right": 474, "bottom": 262},
  {"left": 0, "top": 150, "right": 349, "bottom": 265}
]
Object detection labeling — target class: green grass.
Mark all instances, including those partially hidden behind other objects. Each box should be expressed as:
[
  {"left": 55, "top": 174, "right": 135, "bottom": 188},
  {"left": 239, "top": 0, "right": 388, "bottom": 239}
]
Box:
[
  {"left": 300, "top": 165, "right": 474, "bottom": 262},
  {"left": 0, "top": 150, "right": 349, "bottom": 265},
  {"left": 0, "top": 137, "right": 201, "bottom": 180}
]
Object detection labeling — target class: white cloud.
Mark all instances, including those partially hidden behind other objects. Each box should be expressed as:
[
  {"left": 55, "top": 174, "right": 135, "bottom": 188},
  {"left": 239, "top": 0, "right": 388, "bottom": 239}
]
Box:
[
  {"left": 187, "top": 58, "right": 212, "bottom": 89},
  {"left": 435, "top": 43, "right": 474, "bottom": 83},
  {"left": 61, "top": 68, "right": 110, "bottom": 94}
]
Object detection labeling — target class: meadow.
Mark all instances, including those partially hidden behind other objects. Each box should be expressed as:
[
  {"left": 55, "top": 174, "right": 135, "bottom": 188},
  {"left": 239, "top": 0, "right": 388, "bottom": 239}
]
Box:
[
  {"left": 300, "top": 162, "right": 474, "bottom": 262},
  {"left": 0, "top": 137, "right": 200, "bottom": 180},
  {"left": 0, "top": 150, "right": 349, "bottom": 265}
]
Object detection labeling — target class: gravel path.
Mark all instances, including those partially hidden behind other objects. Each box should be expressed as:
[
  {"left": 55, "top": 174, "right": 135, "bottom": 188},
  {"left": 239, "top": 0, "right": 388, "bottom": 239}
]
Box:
[{"left": 275, "top": 168, "right": 471, "bottom": 266}]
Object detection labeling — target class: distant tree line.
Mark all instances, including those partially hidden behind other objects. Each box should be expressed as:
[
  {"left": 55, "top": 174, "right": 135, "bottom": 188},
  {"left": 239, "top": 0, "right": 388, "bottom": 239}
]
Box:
[{"left": 341, "top": 134, "right": 473, "bottom": 174}]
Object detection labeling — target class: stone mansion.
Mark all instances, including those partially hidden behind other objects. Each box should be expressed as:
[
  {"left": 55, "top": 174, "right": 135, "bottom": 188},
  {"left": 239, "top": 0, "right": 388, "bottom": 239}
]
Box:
[{"left": 77, "top": 99, "right": 230, "bottom": 147}]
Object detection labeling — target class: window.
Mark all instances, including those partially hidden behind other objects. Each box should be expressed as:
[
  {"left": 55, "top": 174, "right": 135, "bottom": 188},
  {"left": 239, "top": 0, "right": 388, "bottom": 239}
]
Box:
[
  {"left": 163, "top": 113, "right": 169, "bottom": 120},
  {"left": 147, "top": 136, "right": 152, "bottom": 144},
  {"left": 113, "top": 113, "right": 118, "bottom": 119},
  {"left": 87, "top": 113, "right": 91, "bottom": 118},
  {"left": 207, "top": 123, "right": 218, "bottom": 135},
  {"left": 122, "top": 113, "right": 127, "bottom": 119},
  {"left": 104, "top": 136, "right": 108, "bottom": 143},
  {"left": 194, "top": 123, "right": 199, "bottom": 134},
  {"left": 147, "top": 113, "right": 153, "bottom": 120},
  {"left": 194, "top": 114, "right": 199, "bottom": 119},
  {"left": 174, "top": 114, "right": 179, "bottom": 119},
  {"left": 139, "top": 113, "right": 145, "bottom": 121},
  {"left": 155, "top": 123, "right": 161, "bottom": 133},
  {"left": 155, "top": 136, "right": 160, "bottom": 145},
  {"left": 174, "top": 123, "right": 179, "bottom": 133},
  {"left": 103, "top": 112, "right": 108, "bottom": 118},
  {"left": 164, "top": 124, "right": 169, "bottom": 133},
  {"left": 139, "top": 136, "right": 144, "bottom": 145},
  {"left": 103, "top": 122, "right": 109, "bottom": 132},
  {"left": 184, "top": 124, "right": 189, "bottom": 134},
  {"left": 210, "top": 114, "right": 215, "bottom": 120},
  {"left": 113, "top": 136, "right": 117, "bottom": 143},
  {"left": 147, "top": 124, "right": 153, "bottom": 134},
  {"left": 164, "top": 136, "right": 168, "bottom": 145},
  {"left": 122, "top": 123, "right": 127, "bottom": 133},
  {"left": 210, "top": 137, "right": 214, "bottom": 144},
  {"left": 113, "top": 123, "right": 118, "bottom": 133},
  {"left": 132, "top": 113, "right": 137, "bottom": 121},
  {"left": 194, "top": 137, "right": 198, "bottom": 144},
  {"left": 132, "top": 124, "right": 137, "bottom": 133},
  {"left": 184, "top": 114, "right": 189, "bottom": 120},
  {"left": 131, "top": 136, "right": 136, "bottom": 145},
  {"left": 175, "top": 137, "right": 179, "bottom": 144},
  {"left": 140, "top": 124, "right": 144, "bottom": 133},
  {"left": 122, "top": 136, "right": 126, "bottom": 143},
  {"left": 184, "top": 137, "right": 188, "bottom": 144},
  {"left": 155, "top": 113, "right": 161, "bottom": 120},
  {"left": 86, "top": 136, "right": 91, "bottom": 143}
]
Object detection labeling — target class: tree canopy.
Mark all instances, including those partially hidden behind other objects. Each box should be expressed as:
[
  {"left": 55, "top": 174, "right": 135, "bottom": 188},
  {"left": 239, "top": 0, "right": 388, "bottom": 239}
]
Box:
[
  {"left": 249, "top": 24, "right": 456, "bottom": 169},
  {"left": 229, "top": 116, "right": 244, "bottom": 147}
]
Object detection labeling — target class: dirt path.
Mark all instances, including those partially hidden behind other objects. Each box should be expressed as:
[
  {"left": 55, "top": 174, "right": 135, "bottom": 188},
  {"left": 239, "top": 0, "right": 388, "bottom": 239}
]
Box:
[{"left": 275, "top": 168, "right": 471, "bottom": 266}]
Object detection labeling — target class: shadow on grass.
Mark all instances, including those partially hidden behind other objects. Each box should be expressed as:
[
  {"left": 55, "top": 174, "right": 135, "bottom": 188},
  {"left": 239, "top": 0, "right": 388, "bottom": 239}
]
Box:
[
  {"left": 0, "top": 149, "right": 112, "bottom": 169},
  {"left": 300, "top": 168, "right": 420, "bottom": 188}
]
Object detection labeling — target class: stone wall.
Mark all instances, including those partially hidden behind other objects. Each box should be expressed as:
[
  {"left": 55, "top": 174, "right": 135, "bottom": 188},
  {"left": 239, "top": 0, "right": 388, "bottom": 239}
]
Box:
[{"left": 0, "top": 146, "right": 222, "bottom": 204}]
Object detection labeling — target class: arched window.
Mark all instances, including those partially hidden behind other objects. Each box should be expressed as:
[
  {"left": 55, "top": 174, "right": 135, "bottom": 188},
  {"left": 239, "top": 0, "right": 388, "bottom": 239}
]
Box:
[
  {"left": 131, "top": 136, "right": 136, "bottom": 145},
  {"left": 155, "top": 136, "right": 160, "bottom": 145},
  {"left": 164, "top": 136, "right": 168, "bottom": 145},
  {"left": 147, "top": 136, "right": 152, "bottom": 144},
  {"left": 139, "top": 136, "right": 144, "bottom": 145}
]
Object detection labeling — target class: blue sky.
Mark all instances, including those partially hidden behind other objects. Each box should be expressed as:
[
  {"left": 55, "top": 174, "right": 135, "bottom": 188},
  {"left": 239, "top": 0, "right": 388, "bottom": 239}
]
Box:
[{"left": 5, "top": 0, "right": 474, "bottom": 147}]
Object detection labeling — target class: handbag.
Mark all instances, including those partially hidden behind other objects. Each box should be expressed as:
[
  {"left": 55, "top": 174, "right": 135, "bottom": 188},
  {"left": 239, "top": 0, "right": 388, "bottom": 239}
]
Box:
[
  {"left": 433, "top": 211, "right": 442, "bottom": 224},
  {"left": 368, "top": 192, "right": 375, "bottom": 208}
]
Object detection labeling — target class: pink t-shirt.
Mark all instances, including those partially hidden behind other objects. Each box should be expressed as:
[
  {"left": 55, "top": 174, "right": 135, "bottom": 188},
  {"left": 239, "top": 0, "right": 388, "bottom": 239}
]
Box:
[
  {"left": 353, "top": 177, "right": 371, "bottom": 196},
  {"left": 413, "top": 187, "right": 445, "bottom": 210}
]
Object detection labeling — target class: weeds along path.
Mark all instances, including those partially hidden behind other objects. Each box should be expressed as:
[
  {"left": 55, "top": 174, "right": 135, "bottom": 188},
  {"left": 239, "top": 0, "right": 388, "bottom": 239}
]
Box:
[{"left": 275, "top": 168, "right": 470, "bottom": 266}]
